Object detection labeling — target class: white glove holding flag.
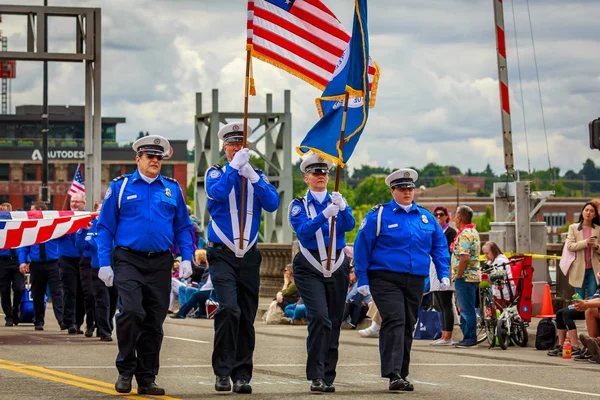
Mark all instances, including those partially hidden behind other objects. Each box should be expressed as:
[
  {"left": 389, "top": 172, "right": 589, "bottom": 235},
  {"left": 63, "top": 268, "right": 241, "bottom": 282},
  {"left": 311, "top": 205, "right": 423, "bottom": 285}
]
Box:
[
  {"left": 99, "top": 266, "right": 114, "bottom": 287},
  {"left": 323, "top": 203, "right": 340, "bottom": 219},
  {"left": 440, "top": 277, "right": 451, "bottom": 290},
  {"left": 230, "top": 148, "right": 250, "bottom": 170},
  {"left": 331, "top": 191, "right": 347, "bottom": 211},
  {"left": 357, "top": 285, "right": 371, "bottom": 297},
  {"left": 180, "top": 260, "right": 193, "bottom": 280},
  {"left": 239, "top": 163, "right": 260, "bottom": 183}
]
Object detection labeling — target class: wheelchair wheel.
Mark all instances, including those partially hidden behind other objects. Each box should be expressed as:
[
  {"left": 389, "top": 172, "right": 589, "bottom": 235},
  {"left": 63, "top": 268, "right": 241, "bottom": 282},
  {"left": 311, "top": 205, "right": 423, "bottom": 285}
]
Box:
[
  {"left": 510, "top": 320, "right": 529, "bottom": 347},
  {"left": 497, "top": 319, "right": 509, "bottom": 350}
]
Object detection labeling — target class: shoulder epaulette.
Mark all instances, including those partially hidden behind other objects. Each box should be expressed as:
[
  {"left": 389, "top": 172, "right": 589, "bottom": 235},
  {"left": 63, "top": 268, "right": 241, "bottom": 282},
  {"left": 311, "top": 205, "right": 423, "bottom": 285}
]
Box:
[
  {"left": 163, "top": 176, "right": 177, "bottom": 182},
  {"left": 371, "top": 203, "right": 382, "bottom": 212},
  {"left": 255, "top": 168, "right": 263, "bottom": 173},
  {"left": 112, "top": 174, "right": 127, "bottom": 182},
  {"left": 294, "top": 196, "right": 305, "bottom": 203},
  {"left": 211, "top": 164, "right": 222, "bottom": 170}
]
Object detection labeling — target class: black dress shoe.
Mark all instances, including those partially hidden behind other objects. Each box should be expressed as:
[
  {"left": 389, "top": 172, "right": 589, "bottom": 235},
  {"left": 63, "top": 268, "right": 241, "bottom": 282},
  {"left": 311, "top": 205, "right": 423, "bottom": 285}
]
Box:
[
  {"left": 99, "top": 336, "right": 113, "bottom": 342},
  {"left": 34, "top": 325, "right": 44, "bottom": 331},
  {"left": 68, "top": 325, "right": 78, "bottom": 335},
  {"left": 115, "top": 375, "right": 132, "bottom": 393},
  {"left": 59, "top": 323, "right": 67, "bottom": 330},
  {"left": 84, "top": 327, "right": 94, "bottom": 337},
  {"left": 138, "top": 382, "right": 165, "bottom": 395},
  {"left": 233, "top": 380, "right": 252, "bottom": 394},
  {"left": 5, "top": 320, "right": 14, "bottom": 327},
  {"left": 310, "top": 379, "right": 326, "bottom": 392},
  {"left": 324, "top": 382, "right": 335, "bottom": 393},
  {"left": 389, "top": 374, "right": 413, "bottom": 391},
  {"left": 215, "top": 376, "right": 231, "bottom": 392},
  {"left": 77, "top": 329, "right": 84, "bottom": 334},
  {"left": 169, "top": 314, "right": 185, "bottom": 319}
]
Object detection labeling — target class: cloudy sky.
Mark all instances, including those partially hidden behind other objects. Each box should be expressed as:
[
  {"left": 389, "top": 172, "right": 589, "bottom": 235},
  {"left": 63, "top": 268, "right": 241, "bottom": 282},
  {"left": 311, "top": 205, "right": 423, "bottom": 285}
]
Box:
[{"left": 1, "top": 0, "right": 599, "bottom": 175}]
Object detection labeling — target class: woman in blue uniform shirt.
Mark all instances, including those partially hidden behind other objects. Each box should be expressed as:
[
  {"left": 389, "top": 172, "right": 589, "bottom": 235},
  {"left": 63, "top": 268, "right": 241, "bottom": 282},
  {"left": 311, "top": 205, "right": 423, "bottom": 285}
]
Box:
[{"left": 288, "top": 153, "right": 355, "bottom": 393}]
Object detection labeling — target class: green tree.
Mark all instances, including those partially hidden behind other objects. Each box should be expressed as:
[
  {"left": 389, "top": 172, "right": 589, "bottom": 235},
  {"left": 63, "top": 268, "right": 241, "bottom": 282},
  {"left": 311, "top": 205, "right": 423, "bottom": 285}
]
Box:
[
  {"left": 473, "top": 206, "right": 494, "bottom": 232},
  {"left": 354, "top": 176, "right": 390, "bottom": 206}
]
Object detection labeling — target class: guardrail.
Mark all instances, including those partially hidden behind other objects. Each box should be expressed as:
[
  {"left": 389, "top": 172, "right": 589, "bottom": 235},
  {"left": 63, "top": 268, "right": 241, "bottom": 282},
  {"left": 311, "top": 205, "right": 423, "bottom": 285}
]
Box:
[{"left": 0, "top": 138, "right": 131, "bottom": 148}]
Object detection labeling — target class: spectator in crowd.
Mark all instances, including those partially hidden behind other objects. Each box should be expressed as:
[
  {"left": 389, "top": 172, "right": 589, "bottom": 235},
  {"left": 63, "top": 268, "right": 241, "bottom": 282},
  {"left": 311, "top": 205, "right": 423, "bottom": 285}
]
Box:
[
  {"left": 358, "top": 301, "right": 381, "bottom": 338},
  {"left": 342, "top": 264, "right": 370, "bottom": 329},
  {"left": 169, "top": 257, "right": 187, "bottom": 314},
  {"left": 0, "top": 202, "right": 25, "bottom": 327},
  {"left": 277, "top": 264, "right": 299, "bottom": 310},
  {"left": 451, "top": 205, "right": 481, "bottom": 348},
  {"left": 566, "top": 202, "right": 600, "bottom": 299},
  {"left": 284, "top": 298, "right": 308, "bottom": 324},
  {"left": 429, "top": 206, "right": 457, "bottom": 346},
  {"left": 574, "top": 274, "right": 600, "bottom": 362},
  {"left": 170, "top": 264, "right": 214, "bottom": 319},
  {"left": 482, "top": 242, "right": 516, "bottom": 302},
  {"left": 179, "top": 249, "right": 209, "bottom": 305}
]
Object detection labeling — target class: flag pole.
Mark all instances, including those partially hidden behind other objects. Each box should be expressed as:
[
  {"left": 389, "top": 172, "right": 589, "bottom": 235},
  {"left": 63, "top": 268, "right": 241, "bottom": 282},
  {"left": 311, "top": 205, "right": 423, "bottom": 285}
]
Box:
[
  {"left": 239, "top": 48, "right": 252, "bottom": 250},
  {"left": 326, "top": 91, "right": 350, "bottom": 271}
]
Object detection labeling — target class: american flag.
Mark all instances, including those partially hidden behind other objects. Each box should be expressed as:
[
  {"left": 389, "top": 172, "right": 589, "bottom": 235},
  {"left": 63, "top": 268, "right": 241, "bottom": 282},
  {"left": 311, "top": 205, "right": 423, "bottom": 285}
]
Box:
[
  {"left": 247, "top": 0, "right": 379, "bottom": 104},
  {"left": 68, "top": 164, "right": 85, "bottom": 197},
  {"left": 0, "top": 211, "right": 97, "bottom": 250}
]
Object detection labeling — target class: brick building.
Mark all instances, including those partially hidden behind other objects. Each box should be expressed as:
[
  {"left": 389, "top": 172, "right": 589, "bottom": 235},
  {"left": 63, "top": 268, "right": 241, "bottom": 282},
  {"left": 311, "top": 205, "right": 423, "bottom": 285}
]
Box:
[{"left": 0, "top": 105, "right": 188, "bottom": 210}]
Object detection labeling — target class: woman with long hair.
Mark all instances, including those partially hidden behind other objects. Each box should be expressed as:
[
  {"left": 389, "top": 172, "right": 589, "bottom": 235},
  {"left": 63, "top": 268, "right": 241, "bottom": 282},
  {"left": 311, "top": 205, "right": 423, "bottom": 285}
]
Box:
[{"left": 566, "top": 202, "right": 600, "bottom": 299}]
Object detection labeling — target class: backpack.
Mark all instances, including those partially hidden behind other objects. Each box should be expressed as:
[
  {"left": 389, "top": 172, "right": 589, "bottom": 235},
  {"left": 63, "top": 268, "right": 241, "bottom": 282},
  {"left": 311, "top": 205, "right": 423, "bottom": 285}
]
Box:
[{"left": 535, "top": 317, "right": 557, "bottom": 350}]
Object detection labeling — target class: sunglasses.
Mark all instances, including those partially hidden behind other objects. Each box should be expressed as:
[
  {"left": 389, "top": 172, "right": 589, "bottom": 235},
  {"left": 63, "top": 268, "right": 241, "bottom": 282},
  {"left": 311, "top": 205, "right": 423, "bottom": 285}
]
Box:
[
  {"left": 434, "top": 213, "right": 446, "bottom": 218},
  {"left": 145, "top": 154, "right": 164, "bottom": 160},
  {"left": 309, "top": 171, "right": 328, "bottom": 176}
]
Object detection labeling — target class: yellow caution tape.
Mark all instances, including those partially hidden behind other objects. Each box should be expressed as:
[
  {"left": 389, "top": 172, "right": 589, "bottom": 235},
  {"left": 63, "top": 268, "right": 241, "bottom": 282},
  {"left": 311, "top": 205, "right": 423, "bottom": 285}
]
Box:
[{"left": 478, "top": 252, "right": 561, "bottom": 262}]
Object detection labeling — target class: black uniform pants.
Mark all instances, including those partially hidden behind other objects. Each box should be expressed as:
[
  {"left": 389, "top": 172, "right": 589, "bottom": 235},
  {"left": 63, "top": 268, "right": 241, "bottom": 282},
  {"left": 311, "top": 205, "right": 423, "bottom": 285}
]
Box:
[
  {"left": 0, "top": 257, "right": 25, "bottom": 323},
  {"left": 30, "top": 260, "right": 63, "bottom": 327},
  {"left": 59, "top": 256, "right": 85, "bottom": 328},
  {"left": 113, "top": 247, "right": 172, "bottom": 385},
  {"left": 79, "top": 257, "right": 96, "bottom": 330},
  {"left": 208, "top": 246, "right": 261, "bottom": 382},
  {"left": 292, "top": 251, "right": 349, "bottom": 383},
  {"left": 90, "top": 267, "right": 118, "bottom": 337},
  {"left": 369, "top": 270, "right": 425, "bottom": 380}
]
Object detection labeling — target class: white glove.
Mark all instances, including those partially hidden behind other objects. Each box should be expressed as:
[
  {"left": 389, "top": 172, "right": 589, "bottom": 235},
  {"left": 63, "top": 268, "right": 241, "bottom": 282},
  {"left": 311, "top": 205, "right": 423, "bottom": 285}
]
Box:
[
  {"left": 331, "top": 191, "right": 347, "bottom": 211},
  {"left": 239, "top": 163, "right": 259, "bottom": 183},
  {"left": 440, "top": 277, "right": 451, "bottom": 290},
  {"left": 180, "top": 260, "right": 192, "bottom": 279},
  {"left": 98, "top": 266, "right": 114, "bottom": 287},
  {"left": 229, "top": 148, "right": 250, "bottom": 170},
  {"left": 322, "top": 203, "right": 340, "bottom": 219},
  {"left": 357, "top": 285, "right": 371, "bottom": 297}
]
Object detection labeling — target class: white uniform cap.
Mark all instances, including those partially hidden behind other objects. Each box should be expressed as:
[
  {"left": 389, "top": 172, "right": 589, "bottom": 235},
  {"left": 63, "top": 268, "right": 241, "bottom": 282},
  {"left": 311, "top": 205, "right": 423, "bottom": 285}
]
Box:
[
  {"left": 132, "top": 135, "right": 171, "bottom": 157},
  {"left": 385, "top": 168, "right": 418, "bottom": 188},
  {"left": 300, "top": 152, "right": 333, "bottom": 174},
  {"left": 218, "top": 121, "right": 252, "bottom": 144}
]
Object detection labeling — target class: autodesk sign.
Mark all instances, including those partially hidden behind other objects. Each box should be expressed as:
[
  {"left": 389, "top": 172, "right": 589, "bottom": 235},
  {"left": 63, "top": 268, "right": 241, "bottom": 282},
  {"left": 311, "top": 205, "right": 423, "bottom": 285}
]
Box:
[{"left": 31, "top": 149, "right": 85, "bottom": 161}]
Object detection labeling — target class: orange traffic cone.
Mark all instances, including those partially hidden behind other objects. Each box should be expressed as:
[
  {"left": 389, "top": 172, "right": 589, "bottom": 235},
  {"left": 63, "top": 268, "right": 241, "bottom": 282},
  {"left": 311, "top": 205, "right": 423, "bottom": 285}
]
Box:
[{"left": 536, "top": 283, "right": 555, "bottom": 318}]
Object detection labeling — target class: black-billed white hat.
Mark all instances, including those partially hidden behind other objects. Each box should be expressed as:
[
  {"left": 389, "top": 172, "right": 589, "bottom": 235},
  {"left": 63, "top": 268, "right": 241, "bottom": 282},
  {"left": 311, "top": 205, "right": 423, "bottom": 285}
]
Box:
[
  {"left": 132, "top": 135, "right": 170, "bottom": 157},
  {"left": 218, "top": 122, "right": 251, "bottom": 144},
  {"left": 300, "top": 152, "right": 333, "bottom": 174},
  {"left": 385, "top": 168, "right": 418, "bottom": 189}
]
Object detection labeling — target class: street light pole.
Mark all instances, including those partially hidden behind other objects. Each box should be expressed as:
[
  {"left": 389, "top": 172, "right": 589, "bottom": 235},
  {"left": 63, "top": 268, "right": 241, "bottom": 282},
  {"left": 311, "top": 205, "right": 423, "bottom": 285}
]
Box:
[{"left": 41, "top": 0, "right": 49, "bottom": 203}]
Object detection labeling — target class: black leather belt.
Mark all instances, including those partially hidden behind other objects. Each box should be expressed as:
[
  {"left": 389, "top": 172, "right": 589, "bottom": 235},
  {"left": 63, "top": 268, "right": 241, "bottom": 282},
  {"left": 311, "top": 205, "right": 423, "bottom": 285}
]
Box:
[
  {"left": 117, "top": 246, "right": 170, "bottom": 258},
  {"left": 208, "top": 241, "right": 257, "bottom": 254}
]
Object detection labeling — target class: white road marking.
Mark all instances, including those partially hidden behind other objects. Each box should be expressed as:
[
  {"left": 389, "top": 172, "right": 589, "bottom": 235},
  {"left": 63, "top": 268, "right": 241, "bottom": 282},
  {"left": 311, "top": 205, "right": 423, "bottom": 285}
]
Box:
[
  {"left": 461, "top": 375, "right": 600, "bottom": 397},
  {"left": 163, "top": 335, "right": 209, "bottom": 344},
  {"left": 45, "top": 363, "right": 596, "bottom": 369}
]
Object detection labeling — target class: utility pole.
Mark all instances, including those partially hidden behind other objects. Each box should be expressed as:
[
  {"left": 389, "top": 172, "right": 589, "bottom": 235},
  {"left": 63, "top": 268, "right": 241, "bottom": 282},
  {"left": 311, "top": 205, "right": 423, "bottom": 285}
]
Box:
[{"left": 41, "top": 0, "right": 49, "bottom": 203}]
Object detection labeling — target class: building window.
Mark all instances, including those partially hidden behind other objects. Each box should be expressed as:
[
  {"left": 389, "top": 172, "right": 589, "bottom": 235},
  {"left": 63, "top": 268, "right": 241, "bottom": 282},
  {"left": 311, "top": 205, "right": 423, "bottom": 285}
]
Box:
[
  {"left": 23, "top": 164, "right": 37, "bottom": 181},
  {"left": 125, "top": 164, "right": 137, "bottom": 174},
  {"left": 573, "top": 211, "right": 581, "bottom": 223},
  {"left": 0, "top": 164, "right": 9, "bottom": 181},
  {"left": 0, "top": 194, "right": 9, "bottom": 205},
  {"left": 110, "top": 164, "right": 123, "bottom": 179},
  {"left": 23, "top": 195, "right": 37, "bottom": 210},
  {"left": 161, "top": 164, "right": 174, "bottom": 177},
  {"left": 543, "top": 211, "right": 567, "bottom": 231},
  {"left": 67, "top": 164, "right": 81, "bottom": 181}
]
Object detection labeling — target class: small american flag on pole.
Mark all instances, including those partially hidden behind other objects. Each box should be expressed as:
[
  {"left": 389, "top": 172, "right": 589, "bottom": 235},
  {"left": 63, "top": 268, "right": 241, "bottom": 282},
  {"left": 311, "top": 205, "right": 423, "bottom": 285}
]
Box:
[
  {"left": 68, "top": 164, "right": 85, "bottom": 197},
  {"left": 0, "top": 211, "right": 97, "bottom": 250}
]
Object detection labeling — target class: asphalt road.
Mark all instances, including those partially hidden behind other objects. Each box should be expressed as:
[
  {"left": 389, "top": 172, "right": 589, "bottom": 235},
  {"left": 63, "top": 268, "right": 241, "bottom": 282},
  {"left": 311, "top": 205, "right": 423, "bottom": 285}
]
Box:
[{"left": 1, "top": 310, "right": 599, "bottom": 400}]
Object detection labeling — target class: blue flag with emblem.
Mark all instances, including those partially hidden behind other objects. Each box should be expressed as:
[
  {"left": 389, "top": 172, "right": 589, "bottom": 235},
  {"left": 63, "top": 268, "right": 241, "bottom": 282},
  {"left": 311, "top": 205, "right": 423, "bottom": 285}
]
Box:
[{"left": 296, "top": 0, "right": 379, "bottom": 167}]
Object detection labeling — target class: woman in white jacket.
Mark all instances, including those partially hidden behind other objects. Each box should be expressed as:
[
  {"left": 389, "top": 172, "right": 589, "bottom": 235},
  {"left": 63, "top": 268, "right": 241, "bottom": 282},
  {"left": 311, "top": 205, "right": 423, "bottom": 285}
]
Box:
[{"left": 482, "top": 242, "right": 516, "bottom": 302}]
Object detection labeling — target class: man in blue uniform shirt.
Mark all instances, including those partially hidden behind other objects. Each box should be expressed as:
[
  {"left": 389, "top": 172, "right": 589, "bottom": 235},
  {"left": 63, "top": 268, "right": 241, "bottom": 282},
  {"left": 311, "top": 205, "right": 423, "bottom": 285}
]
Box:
[
  {"left": 18, "top": 201, "right": 64, "bottom": 331},
  {"left": 354, "top": 168, "right": 450, "bottom": 392},
  {"left": 205, "top": 121, "right": 279, "bottom": 394},
  {"left": 288, "top": 152, "right": 354, "bottom": 393},
  {"left": 57, "top": 192, "right": 87, "bottom": 335},
  {"left": 97, "top": 135, "right": 193, "bottom": 396},
  {"left": 0, "top": 202, "right": 25, "bottom": 327}
]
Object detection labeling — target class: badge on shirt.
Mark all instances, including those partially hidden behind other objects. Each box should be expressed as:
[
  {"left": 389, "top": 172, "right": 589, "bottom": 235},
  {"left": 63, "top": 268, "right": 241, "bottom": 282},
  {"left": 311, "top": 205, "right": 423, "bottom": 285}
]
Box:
[
  {"left": 165, "top": 188, "right": 172, "bottom": 198},
  {"left": 291, "top": 205, "right": 302, "bottom": 216},
  {"left": 209, "top": 170, "right": 221, "bottom": 179},
  {"left": 262, "top": 174, "right": 270, "bottom": 184},
  {"left": 359, "top": 218, "right": 367, "bottom": 230},
  {"left": 422, "top": 215, "right": 428, "bottom": 224},
  {"left": 104, "top": 187, "right": 112, "bottom": 200}
]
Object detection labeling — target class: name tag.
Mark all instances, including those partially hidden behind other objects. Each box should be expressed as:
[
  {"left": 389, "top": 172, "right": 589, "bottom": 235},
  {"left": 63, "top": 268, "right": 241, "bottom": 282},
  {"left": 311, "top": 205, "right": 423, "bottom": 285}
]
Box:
[
  {"left": 388, "top": 224, "right": 398, "bottom": 228},
  {"left": 127, "top": 195, "right": 137, "bottom": 200}
]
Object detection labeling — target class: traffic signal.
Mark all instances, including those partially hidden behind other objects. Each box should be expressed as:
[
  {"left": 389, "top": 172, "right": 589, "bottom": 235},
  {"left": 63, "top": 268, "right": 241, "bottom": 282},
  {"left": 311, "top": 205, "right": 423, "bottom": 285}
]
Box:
[{"left": 589, "top": 118, "right": 600, "bottom": 150}]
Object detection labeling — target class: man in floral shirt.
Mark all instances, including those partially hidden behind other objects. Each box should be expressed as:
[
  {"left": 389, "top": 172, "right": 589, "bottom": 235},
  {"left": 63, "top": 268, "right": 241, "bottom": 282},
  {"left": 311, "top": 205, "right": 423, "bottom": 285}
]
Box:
[{"left": 450, "top": 205, "right": 481, "bottom": 348}]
